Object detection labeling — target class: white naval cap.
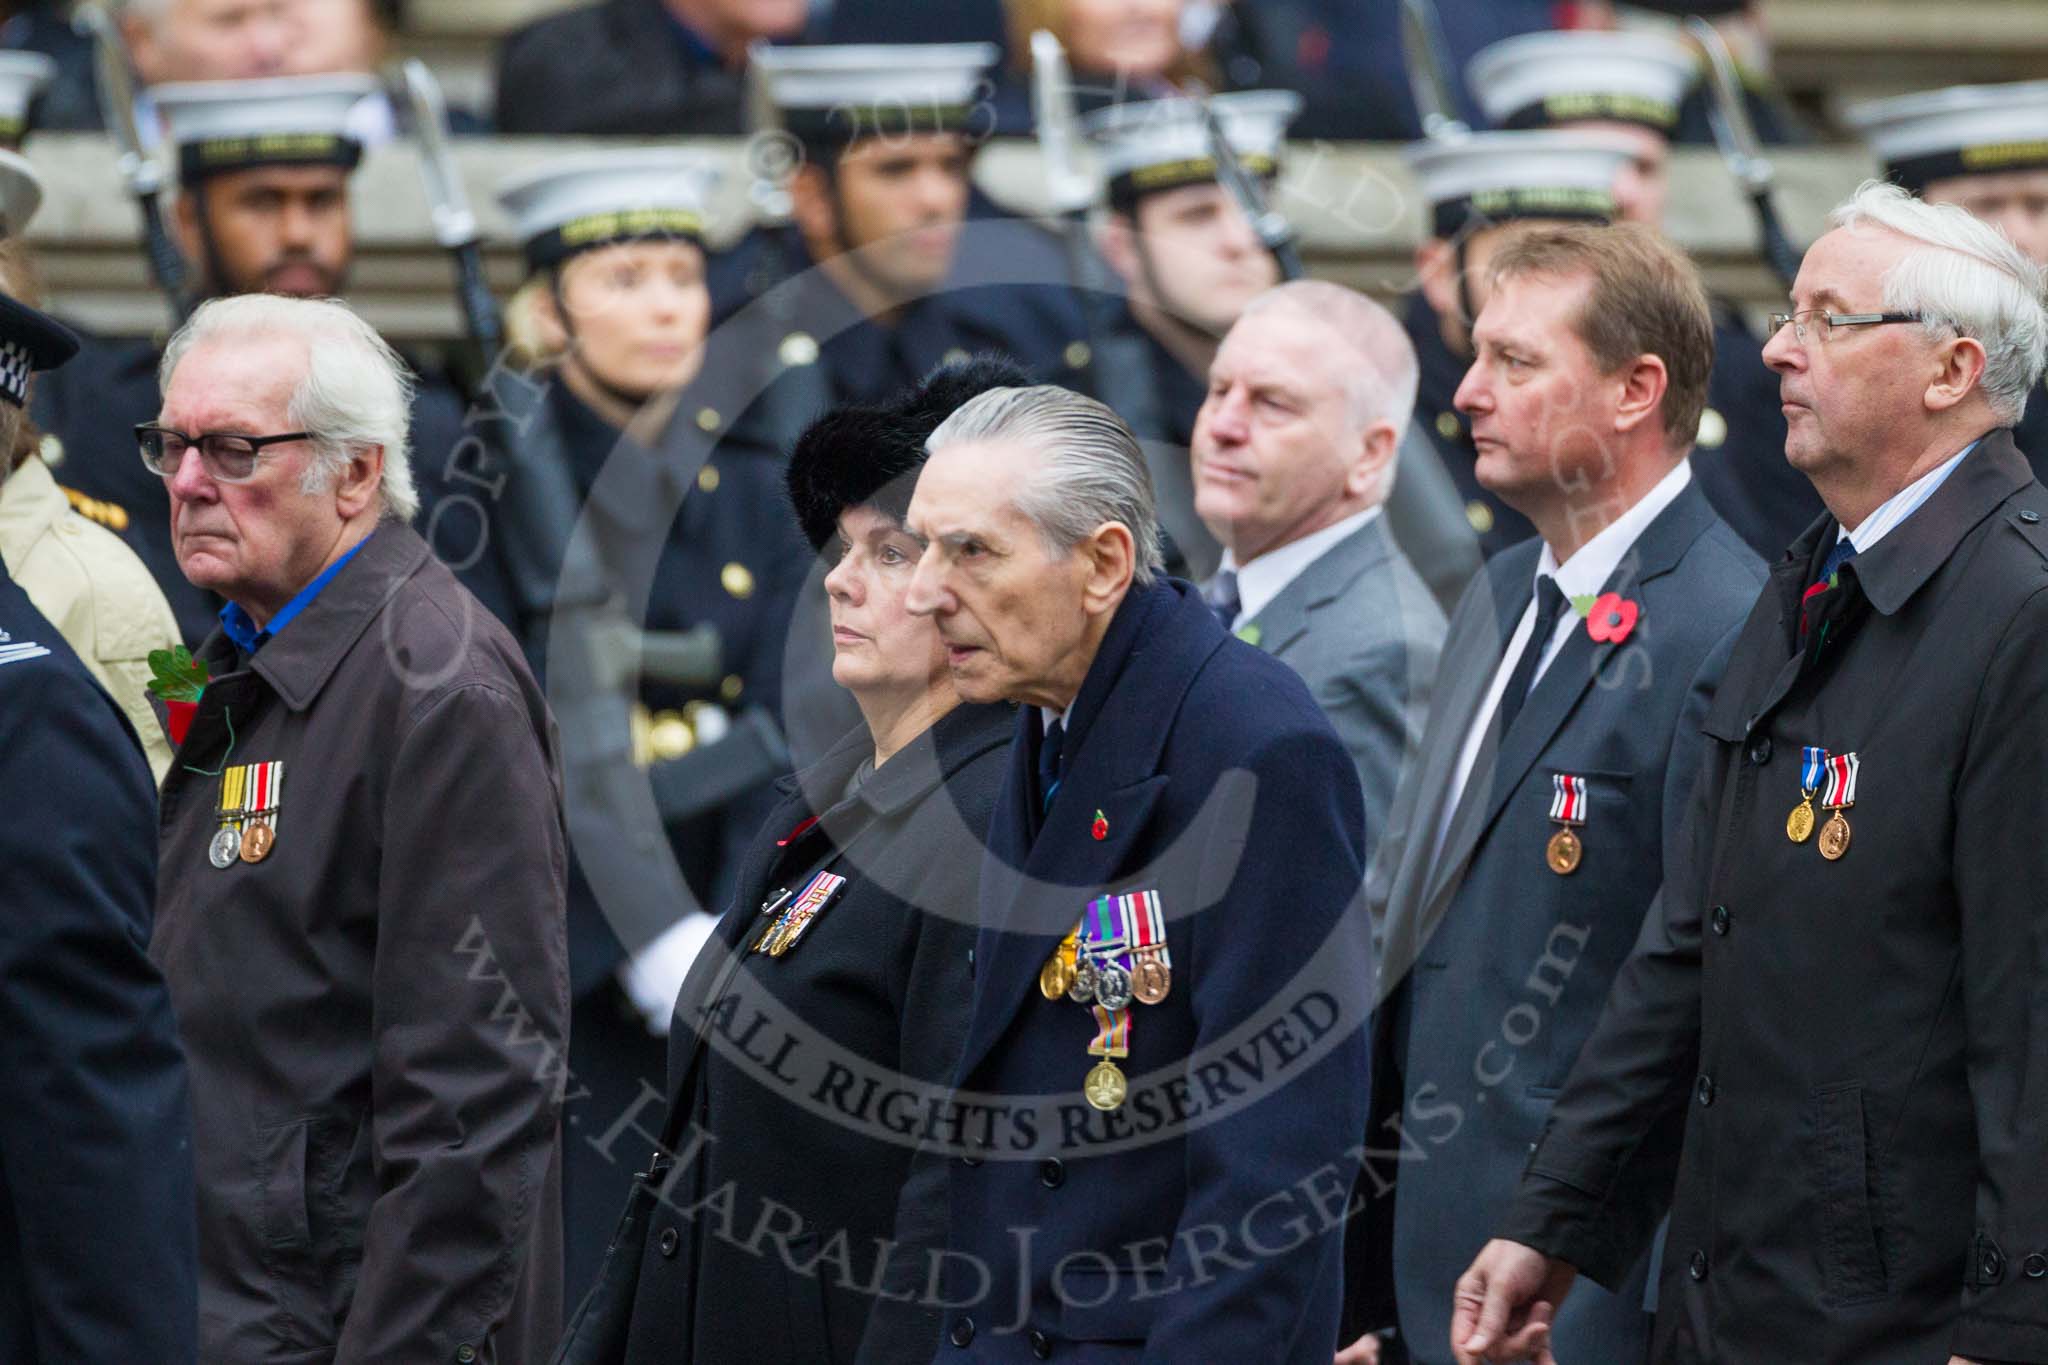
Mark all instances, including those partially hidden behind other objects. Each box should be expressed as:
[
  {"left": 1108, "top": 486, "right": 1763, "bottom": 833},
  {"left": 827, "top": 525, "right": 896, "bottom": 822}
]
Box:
[
  {"left": 1468, "top": 30, "right": 1698, "bottom": 135},
  {"left": 1844, "top": 81, "right": 2048, "bottom": 194},
  {"left": 1083, "top": 89, "right": 1303, "bottom": 209},
  {"left": 748, "top": 42, "right": 999, "bottom": 146},
  {"left": 0, "top": 148, "right": 40, "bottom": 238},
  {"left": 1404, "top": 130, "right": 1637, "bottom": 238},
  {"left": 496, "top": 149, "right": 723, "bottom": 271},
  {"left": 0, "top": 51, "right": 52, "bottom": 146},
  {"left": 154, "top": 73, "right": 378, "bottom": 182}
]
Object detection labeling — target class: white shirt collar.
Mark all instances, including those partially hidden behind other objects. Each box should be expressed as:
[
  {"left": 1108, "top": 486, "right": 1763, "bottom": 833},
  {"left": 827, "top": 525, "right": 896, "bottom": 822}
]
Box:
[
  {"left": 1215, "top": 506, "right": 1382, "bottom": 627},
  {"left": 1837, "top": 440, "right": 1978, "bottom": 553},
  {"left": 1535, "top": 459, "right": 1693, "bottom": 600}
]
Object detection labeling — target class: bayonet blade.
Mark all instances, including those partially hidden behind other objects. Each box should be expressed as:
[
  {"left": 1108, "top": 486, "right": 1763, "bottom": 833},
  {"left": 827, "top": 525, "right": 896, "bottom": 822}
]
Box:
[
  {"left": 396, "top": 57, "right": 478, "bottom": 250},
  {"left": 1030, "top": 30, "right": 1096, "bottom": 217}
]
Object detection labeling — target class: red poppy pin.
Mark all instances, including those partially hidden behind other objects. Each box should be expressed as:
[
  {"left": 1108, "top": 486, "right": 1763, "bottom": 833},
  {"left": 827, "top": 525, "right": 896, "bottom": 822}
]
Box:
[
  {"left": 1584, "top": 592, "right": 1640, "bottom": 645},
  {"left": 1092, "top": 809, "right": 1109, "bottom": 841},
  {"left": 146, "top": 646, "right": 208, "bottom": 747}
]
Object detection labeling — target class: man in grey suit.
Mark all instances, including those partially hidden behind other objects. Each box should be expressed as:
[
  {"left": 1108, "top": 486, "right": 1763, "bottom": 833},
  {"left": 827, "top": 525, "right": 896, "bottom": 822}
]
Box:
[
  {"left": 1338, "top": 224, "right": 1765, "bottom": 1365},
  {"left": 1191, "top": 280, "right": 1448, "bottom": 855}
]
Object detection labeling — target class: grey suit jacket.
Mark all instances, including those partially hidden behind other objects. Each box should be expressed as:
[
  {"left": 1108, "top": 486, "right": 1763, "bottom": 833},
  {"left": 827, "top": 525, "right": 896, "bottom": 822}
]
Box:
[
  {"left": 1239, "top": 514, "right": 1446, "bottom": 867},
  {"left": 1350, "top": 478, "right": 1763, "bottom": 1365}
]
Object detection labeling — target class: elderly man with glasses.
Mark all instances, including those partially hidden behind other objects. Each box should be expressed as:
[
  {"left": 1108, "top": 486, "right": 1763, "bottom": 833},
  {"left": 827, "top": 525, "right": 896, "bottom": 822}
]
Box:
[
  {"left": 1451, "top": 180, "right": 2048, "bottom": 1365},
  {"left": 146, "top": 293, "right": 570, "bottom": 1363}
]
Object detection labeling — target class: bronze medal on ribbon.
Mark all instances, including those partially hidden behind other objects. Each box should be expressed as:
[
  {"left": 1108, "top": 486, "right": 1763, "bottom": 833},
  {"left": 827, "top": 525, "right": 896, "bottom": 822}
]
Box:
[{"left": 1546, "top": 774, "right": 1588, "bottom": 875}]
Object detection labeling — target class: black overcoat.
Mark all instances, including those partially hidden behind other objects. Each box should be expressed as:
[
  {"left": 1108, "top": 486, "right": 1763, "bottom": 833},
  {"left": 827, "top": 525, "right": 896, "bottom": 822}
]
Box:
[{"left": 1502, "top": 430, "right": 2048, "bottom": 1363}]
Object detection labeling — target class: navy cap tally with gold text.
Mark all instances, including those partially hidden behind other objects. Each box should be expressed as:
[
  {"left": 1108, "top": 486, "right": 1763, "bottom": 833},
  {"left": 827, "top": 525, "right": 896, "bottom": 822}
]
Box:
[
  {"left": 1468, "top": 30, "right": 1699, "bottom": 135},
  {"left": 1845, "top": 82, "right": 2048, "bottom": 195},
  {"left": 154, "top": 74, "right": 377, "bottom": 184},
  {"left": 1084, "top": 90, "right": 1302, "bottom": 213},
  {"left": 1404, "top": 130, "right": 1636, "bottom": 240},
  {"left": 497, "top": 149, "right": 722, "bottom": 273},
  {"left": 748, "top": 42, "right": 999, "bottom": 148}
]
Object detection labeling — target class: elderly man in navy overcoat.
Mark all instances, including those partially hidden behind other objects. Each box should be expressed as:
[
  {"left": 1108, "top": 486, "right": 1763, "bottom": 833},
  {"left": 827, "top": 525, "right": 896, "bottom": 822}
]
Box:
[{"left": 902, "top": 383, "right": 1374, "bottom": 1363}]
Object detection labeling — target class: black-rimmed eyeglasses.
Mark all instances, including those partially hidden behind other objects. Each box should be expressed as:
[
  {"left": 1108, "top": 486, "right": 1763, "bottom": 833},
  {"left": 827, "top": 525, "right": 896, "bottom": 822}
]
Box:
[
  {"left": 137, "top": 425, "right": 313, "bottom": 483},
  {"left": 1767, "top": 310, "right": 1922, "bottom": 345}
]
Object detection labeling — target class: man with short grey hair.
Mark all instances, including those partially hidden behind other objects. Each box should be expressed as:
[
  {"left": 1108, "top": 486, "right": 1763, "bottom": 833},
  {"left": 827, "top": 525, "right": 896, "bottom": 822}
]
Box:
[
  {"left": 1453, "top": 181, "right": 2048, "bottom": 1365},
  {"left": 903, "top": 384, "right": 1374, "bottom": 1362},
  {"left": 148, "top": 293, "right": 570, "bottom": 1363},
  {"left": 1194, "top": 280, "right": 1446, "bottom": 853}
]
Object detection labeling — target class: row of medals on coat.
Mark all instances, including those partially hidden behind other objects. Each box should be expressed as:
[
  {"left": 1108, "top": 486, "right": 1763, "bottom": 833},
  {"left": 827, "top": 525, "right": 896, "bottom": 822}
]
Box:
[
  {"left": 1038, "top": 890, "right": 1174, "bottom": 1111},
  {"left": 210, "top": 761, "right": 284, "bottom": 868}
]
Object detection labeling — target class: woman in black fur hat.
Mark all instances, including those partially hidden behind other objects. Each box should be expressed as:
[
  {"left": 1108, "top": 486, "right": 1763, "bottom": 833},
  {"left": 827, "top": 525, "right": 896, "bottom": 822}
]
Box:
[{"left": 564, "top": 356, "right": 1028, "bottom": 1365}]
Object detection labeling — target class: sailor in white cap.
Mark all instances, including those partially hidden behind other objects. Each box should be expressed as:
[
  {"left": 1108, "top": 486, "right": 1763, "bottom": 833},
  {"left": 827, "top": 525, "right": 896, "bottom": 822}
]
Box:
[
  {"left": 0, "top": 149, "right": 182, "bottom": 782},
  {"left": 462, "top": 149, "right": 816, "bottom": 1305},
  {"left": 154, "top": 73, "right": 373, "bottom": 299},
  {"left": 32, "top": 73, "right": 469, "bottom": 649},
  {"left": 1469, "top": 27, "right": 1820, "bottom": 561},
  {"left": 713, "top": 42, "right": 1088, "bottom": 432},
  {"left": 1399, "top": 130, "right": 1637, "bottom": 557},
  {"left": 1848, "top": 81, "right": 2048, "bottom": 266},
  {"left": 1846, "top": 81, "right": 2048, "bottom": 470},
  {"left": 1085, "top": 90, "right": 1301, "bottom": 460}
]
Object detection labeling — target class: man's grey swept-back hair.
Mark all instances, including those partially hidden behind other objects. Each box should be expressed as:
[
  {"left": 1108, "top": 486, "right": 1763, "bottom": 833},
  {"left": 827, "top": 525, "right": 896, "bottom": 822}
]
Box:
[
  {"left": 1831, "top": 179, "right": 2048, "bottom": 426},
  {"left": 927, "top": 384, "right": 1166, "bottom": 587},
  {"left": 160, "top": 294, "right": 420, "bottom": 523}
]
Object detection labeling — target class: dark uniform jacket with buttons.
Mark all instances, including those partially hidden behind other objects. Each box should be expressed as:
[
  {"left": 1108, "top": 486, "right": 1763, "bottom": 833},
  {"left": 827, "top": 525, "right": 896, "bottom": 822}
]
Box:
[
  {"left": 0, "top": 564, "right": 197, "bottom": 1364},
  {"left": 151, "top": 523, "right": 569, "bottom": 1364},
  {"left": 413, "top": 380, "right": 811, "bottom": 994},
  {"left": 600, "top": 700, "right": 1012, "bottom": 1365},
  {"left": 1499, "top": 429, "right": 2048, "bottom": 1364},
  {"left": 1690, "top": 303, "right": 1825, "bottom": 562},
  {"left": 1349, "top": 478, "right": 1762, "bottom": 1364},
  {"left": 707, "top": 219, "right": 1094, "bottom": 451},
  {"left": 939, "top": 579, "right": 1373, "bottom": 1363},
  {"left": 1403, "top": 291, "right": 1537, "bottom": 560}
]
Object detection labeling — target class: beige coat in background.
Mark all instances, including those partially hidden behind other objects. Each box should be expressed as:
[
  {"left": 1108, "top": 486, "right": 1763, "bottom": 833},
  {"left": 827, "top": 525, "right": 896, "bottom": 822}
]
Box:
[{"left": 0, "top": 453, "right": 179, "bottom": 781}]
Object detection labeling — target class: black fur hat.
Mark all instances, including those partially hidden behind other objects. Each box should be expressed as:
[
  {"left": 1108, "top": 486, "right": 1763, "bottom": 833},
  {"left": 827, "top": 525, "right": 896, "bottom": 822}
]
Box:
[{"left": 784, "top": 353, "right": 1032, "bottom": 552}]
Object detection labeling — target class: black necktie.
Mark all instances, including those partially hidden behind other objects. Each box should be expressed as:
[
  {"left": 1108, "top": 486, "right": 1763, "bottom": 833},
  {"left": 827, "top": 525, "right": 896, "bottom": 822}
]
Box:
[
  {"left": 1206, "top": 570, "right": 1241, "bottom": 630},
  {"left": 1037, "top": 719, "right": 1066, "bottom": 820},
  {"left": 1497, "top": 575, "right": 1569, "bottom": 738}
]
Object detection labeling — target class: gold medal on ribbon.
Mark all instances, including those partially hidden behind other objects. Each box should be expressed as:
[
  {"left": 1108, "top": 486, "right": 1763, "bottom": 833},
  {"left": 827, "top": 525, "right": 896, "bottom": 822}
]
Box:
[
  {"left": 1039, "top": 930, "right": 1078, "bottom": 1001},
  {"left": 1545, "top": 774, "right": 1588, "bottom": 875},
  {"left": 1789, "top": 746, "right": 1825, "bottom": 843},
  {"left": 1545, "top": 827, "right": 1582, "bottom": 875},
  {"left": 1084, "top": 1060, "right": 1127, "bottom": 1112},
  {"left": 1817, "top": 752, "right": 1859, "bottom": 863}
]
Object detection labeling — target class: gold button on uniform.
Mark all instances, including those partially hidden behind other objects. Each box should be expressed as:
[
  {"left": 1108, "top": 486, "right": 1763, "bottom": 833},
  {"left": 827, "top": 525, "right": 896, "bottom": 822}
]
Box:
[
  {"left": 720, "top": 562, "right": 754, "bottom": 599},
  {"left": 1064, "top": 340, "right": 1092, "bottom": 370},
  {"left": 697, "top": 465, "right": 720, "bottom": 493},
  {"left": 696, "top": 406, "right": 721, "bottom": 432},
  {"left": 720, "top": 674, "right": 745, "bottom": 702},
  {"left": 1435, "top": 411, "right": 1463, "bottom": 442},
  {"left": 1466, "top": 501, "right": 1495, "bottom": 535},
  {"left": 1696, "top": 406, "right": 1728, "bottom": 450}
]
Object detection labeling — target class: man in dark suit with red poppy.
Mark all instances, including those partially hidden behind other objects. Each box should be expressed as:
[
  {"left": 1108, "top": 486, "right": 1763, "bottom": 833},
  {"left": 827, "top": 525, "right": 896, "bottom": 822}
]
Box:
[{"left": 1340, "top": 222, "right": 1762, "bottom": 1364}]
